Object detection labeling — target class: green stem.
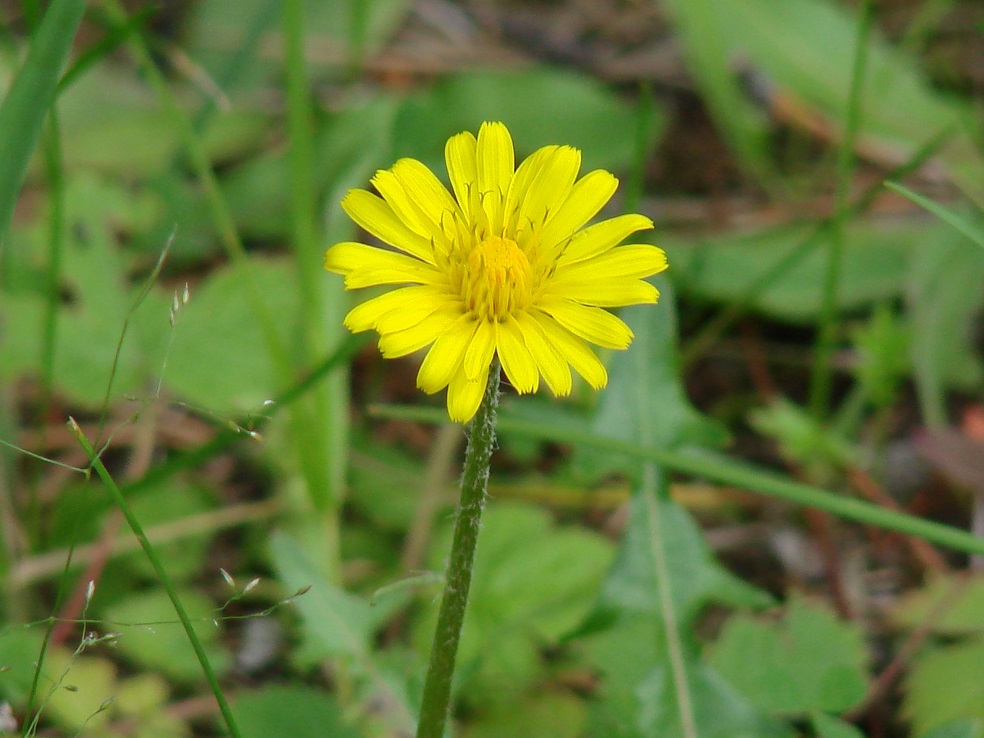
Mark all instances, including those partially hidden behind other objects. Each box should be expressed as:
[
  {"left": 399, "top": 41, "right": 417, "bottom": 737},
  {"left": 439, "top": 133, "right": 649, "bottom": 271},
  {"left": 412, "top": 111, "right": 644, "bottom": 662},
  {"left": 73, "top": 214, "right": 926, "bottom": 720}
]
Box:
[
  {"left": 416, "top": 364, "right": 501, "bottom": 738},
  {"left": 69, "top": 420, "right": 242, "bottom": 738}
]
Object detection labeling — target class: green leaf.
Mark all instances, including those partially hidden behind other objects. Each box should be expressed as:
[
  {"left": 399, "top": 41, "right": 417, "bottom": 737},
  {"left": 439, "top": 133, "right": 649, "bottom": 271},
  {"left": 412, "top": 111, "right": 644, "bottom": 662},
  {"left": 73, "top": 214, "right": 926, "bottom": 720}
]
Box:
[
  {"left": 102, "top": 588, "right": 229, "bottom": 683},
  {"left": 586, "top": 492, "right": 770, "bottom": 630},
  {"left": 707, "top": 597, "right": 869, "bottom": 715},
  {"left": 811, "top": 713, "right": 866, "bottom": 738},
  {"left": 918, "top": 721, "right": 983, "bottom": 738},
  {"left": 749, "top": 397, "right": 857, "bottom": 469},
  {"left": 886, "top": 182, "right": 984, "bottom": 251},
  {"left": 907, "top": 228, "right": 984, "bottom": 425},
  {"left": 416, "top": 502, "right": 615, "bottom": 702},
  {"left": 850, "top": 304, "right": 911, "bottom": 408},
  {"left": 232, "top": 685, "right": 360, "bottom": 738},
  {"left": 462, "top": 691, "right": 587, "bottom": 738},
  {"left": 891, "top": 574, "right": 984, "bottom": 637},
  {"left": 582, "top": 615, "right": 789, "bottom": 738},
  {"left": 394, "top": 67, "right": 664, "bottom": 175},
  {"left": 575, "top": 279, "right": 728, "bottom": 481},
  {"left": 905, "top": 635, "right": 984, "bottom": 736},
  {"left": 666, "top": 219, "right": 931, "bottom": 323},
  {"left": 40, "top": 649, "right": 117, "bottom": 732},
  {"left": 269, "top": 531, "right": 372, "bottom": 661},
  {"left": 0, "top": 0, "right": 87, "bottom": 238},
  {"left": 661, "top": 0, "right": 984, "bottom": 204},
  {"left": 165, "top": 256, "right": 300, "bottom": 413}
]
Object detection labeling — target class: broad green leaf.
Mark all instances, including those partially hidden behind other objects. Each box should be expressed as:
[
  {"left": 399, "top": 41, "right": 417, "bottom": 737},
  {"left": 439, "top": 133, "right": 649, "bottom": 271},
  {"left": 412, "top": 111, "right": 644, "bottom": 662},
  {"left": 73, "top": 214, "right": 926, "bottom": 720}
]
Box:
[
  {"left": 0, "top": 627, "right": 45, "bottom": 706},
  {"left": 0, "top": 0, "right": 86, "bottom": 237},
  {"left": 165, "top": 256, "right": 300, "bottom": 413},
  {"left": 232, "top": 685, "right": 360, "bottom": 738},
  {"left": 707, "top": 598, "right": 869, "bottom": 715},
  {"left": 811, "top": 713, "right": 866, "bottom": 738},
  {"left": 56, "top": 64, "right": 268, "bottom": 175},
  {"left": 574, "top": 279, "right": 727, "bottom": 481},
  {"left": 891, "top": 574, "right": 984, "bottom": 637},
  {"left": 121, "top": 482, "right": 215, "bottom": 583},
  {"left": 462, "top": 691, "right": 587, "bottom": 738},
  {"left": 416, "top": 502, "right": 615, "bottom": 702},
  {"left": 582, "top": 615, "right": 789, "bottom": 738},
  {"left": 661, "top": 0, "right": 984, "bottom": 204},
  {"left": 918, "top": 721, "right": 984, "bottom": 738},
  {"left": 394, "top": 67, "right": 665, "bottom": 175},
  {"left": 269, "top": 531, "right": 372, "bottom": 660},
  {"left": 907, "top": 229, "right": 984, "bottom": 426},
  {"left": 41, "top": 649, "right": 117, "bottom": 732},
  {"left": 102, "top": 588, "right": 229, "bottom": 684},
  {"left": 585, "top": 492, "right": 770, "bottom": 630},
  {"left": 665, "top": 219, "right": 933, "bottom": 323},
  {"left": 905, "top": 635, "right": 984, "bottom": 736}
]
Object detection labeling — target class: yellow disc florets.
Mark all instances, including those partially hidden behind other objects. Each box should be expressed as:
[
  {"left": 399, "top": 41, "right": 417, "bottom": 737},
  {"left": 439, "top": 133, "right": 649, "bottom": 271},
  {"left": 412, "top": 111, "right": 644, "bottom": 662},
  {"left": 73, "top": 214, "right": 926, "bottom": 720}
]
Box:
[{"left": 460, "top": 235, "right": 532, "bottom": 322}]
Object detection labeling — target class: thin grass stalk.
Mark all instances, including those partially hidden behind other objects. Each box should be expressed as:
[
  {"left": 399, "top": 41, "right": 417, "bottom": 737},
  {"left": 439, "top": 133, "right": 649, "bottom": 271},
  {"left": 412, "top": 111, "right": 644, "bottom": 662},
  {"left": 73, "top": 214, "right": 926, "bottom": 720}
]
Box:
[
  {"left": 375, "top": 404, "right": 984, "bottom": 557},
  {"left": 809, "top": 0, "right": 874, "bottom": 421},
  {"left": 70, "top": 420, "right": 242, "bottom": 738}
]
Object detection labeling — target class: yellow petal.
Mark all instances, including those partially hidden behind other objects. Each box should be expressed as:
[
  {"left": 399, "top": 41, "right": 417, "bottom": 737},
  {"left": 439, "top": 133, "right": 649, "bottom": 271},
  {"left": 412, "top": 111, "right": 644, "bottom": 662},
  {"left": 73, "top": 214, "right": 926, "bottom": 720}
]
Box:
[
  {"left": 539, "top": 170, "right": 618, "bottom": 252},
  {"left": 502, "top": 145, "right": 558, "bottom": 235},
  {"left": 531, "top": 311, "right": 608, "bottom": 389},
  {"left": 417, "top": 315, "right": 480, "bottom": 394},
  {"left": 463, "top": 320, "right": 496, "bottom": 381},
  {"left": 546, "top": 278, "right": 659, "bottom": 307},
  {"left": 497, "top": 317, "right": 539, "bottom": 394},
  {"left": 376, "top": 305, "right": 459, "bottom": 358},
  {"left": 445, "top": 130, "right": 478, "bottom": 222},
  {"left": 324, "top": 242, "right": 440, "bottom": 289},
  {"left": 537, "top": 297, "right": 633, "bottom": 349},
  {"left": 557, "top": 213, "right": 653, "bottom": 266},
  {"left": 515, "top": 312, "right": 572, "bottom": 396},
  {"left": 341, "top": 190, "right": 437, "bottom": 264},
  {"left": 387, "top": 158, "right": 460, "bottom": 237},
  {"left": 376, "top": 296, "right": 463, "bottom": 335},
  {"left": 447, "top": 367, "right": 488, "bottom": 423},
  {"left": 556, "top": 244, "right": 668, "bottom": 282},
  {"left": 343, "top": 285, "right": 447, "bottom": 333},
  {"left": 512, "top": 145, "right": 580, "bottom": 236},
  {"left": 476, "top": 122, "right": 514, "bottom": 233}
]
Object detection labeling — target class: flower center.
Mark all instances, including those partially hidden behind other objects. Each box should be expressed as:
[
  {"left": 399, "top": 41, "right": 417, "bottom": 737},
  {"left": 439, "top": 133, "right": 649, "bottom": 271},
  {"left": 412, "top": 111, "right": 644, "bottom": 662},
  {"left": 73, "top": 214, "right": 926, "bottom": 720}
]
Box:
[{"left": 463, "top": 235, "right": 532, "bottom": 321}]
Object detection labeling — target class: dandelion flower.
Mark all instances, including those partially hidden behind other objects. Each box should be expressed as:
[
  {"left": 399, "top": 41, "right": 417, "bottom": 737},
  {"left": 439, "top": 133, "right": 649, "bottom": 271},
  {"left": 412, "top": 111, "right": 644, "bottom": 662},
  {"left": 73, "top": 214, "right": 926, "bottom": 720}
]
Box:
[{"left": 324, "top": 121, "right": 668, "bottom": 423}]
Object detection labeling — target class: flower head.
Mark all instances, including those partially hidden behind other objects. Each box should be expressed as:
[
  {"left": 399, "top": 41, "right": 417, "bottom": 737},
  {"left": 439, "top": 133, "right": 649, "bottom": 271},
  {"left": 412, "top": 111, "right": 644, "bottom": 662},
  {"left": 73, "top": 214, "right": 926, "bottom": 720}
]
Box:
[{"left": 324, "top": 122, "right": 668, "bottom": 422}]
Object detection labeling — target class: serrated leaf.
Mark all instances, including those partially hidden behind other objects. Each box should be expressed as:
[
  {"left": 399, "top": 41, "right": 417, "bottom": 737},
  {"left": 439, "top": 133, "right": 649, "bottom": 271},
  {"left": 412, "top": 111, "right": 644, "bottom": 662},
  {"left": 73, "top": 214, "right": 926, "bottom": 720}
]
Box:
[
  {"left": 707, "top": 597, "right": 869, "bottom": 715},
  {"left": 581, "top": 615, "right": 790, "bottom": 738}
]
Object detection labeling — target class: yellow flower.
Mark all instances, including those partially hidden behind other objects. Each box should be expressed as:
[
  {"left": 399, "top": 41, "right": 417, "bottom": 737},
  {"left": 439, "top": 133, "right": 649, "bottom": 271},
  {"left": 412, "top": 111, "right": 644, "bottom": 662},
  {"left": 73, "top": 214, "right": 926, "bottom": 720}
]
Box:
[{"left": 324, "top": 121, "right": 668, "bottom": 423}]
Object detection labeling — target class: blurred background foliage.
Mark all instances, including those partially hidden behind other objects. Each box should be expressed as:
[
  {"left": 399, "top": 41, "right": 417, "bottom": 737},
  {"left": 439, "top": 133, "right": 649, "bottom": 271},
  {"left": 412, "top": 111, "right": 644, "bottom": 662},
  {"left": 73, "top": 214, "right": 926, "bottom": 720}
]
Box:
[{"left": 1, "top": 0, "right": 983, "bottom": 737}]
